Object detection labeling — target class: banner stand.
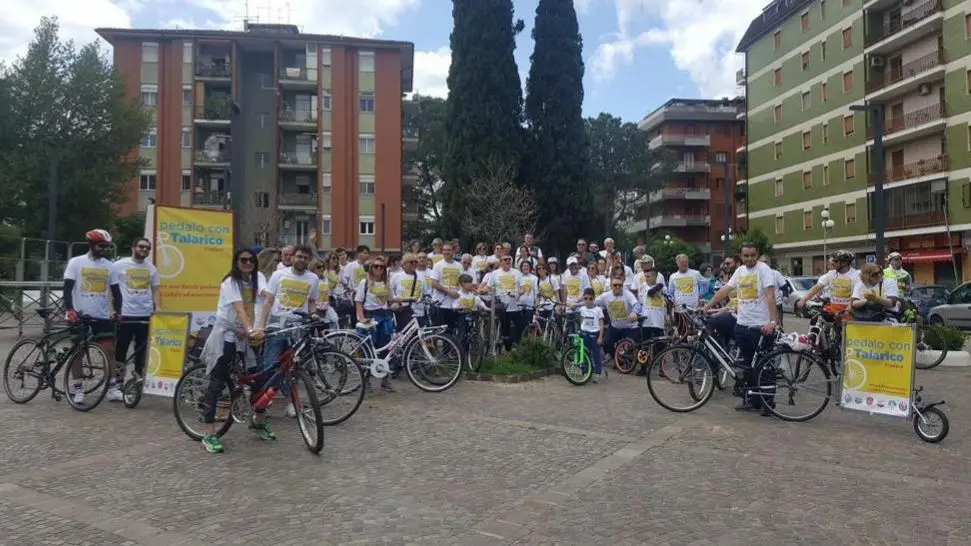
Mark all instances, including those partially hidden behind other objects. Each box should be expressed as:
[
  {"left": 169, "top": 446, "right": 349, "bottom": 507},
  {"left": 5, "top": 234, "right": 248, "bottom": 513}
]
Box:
[{"left": 840, "top": 322, "right": 917, "bottom": 419}]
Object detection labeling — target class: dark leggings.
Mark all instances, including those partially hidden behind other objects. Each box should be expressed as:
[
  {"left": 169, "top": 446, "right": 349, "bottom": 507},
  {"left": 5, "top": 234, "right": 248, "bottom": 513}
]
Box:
[
  {"left": 115, "top": 317, "right": 150, "bottom": 378},
  {"left": 203, "top": 341, "right": 237, "bottom": 424}
]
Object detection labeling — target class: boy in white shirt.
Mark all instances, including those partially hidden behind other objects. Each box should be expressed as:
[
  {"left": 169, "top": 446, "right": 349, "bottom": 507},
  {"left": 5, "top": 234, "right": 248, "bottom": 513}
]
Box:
[{"left": 578, "top": 288, "right": 606, "bottom": 382}]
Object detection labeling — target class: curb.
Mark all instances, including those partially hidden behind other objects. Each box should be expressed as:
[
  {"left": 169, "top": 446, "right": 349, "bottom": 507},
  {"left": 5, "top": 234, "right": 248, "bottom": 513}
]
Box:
[{"left": 464, "top": 368, "right": 557, "bottom": 383}]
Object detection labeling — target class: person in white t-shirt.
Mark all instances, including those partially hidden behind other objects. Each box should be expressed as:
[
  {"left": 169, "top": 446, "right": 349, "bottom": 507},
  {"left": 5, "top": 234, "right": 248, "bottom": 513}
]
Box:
[
  {"left": 523, "top": 232, "right": 543, "bottom": 261},
  {"left": 561, "top": 257, "right": 591, "bottom": 308},
  {"left": 578, "top": 288, "right": 606, "bottom": 382},
  {"left": 517, "top": 261, "right": 538, "bottom": 334},
  {"left": 276, "top": 245, "right": 294, "bottom": 271},
  {"left": 471, "top": 243, "right": 490, "bottom": 281},
  {"left": 667, "top": 254, "right": 706, "bottom": 311},
  {"left": 355, "top": 256, "right": 395, "bottom": 392},
  {"left": 460, "top": 254, "right": 475, "bottom": 277},
  {"left": 428, "top": 242, "right": 464, "bottom": 330},
  {"left": 637, "top": 268, "right": 667, "bottom": 376},
  {"left": 427, "top": 238, "right": 445, "bottom": 266},
  {"left": 486, "top": 255, "right": 523, "bottom": 350},
  {"left": 341, "top": 245, "right": 370, "bottom": 293},
  {"left": 587, "top": 262, "right": 607, "bottom": 297},
  {"left": 759, "top": 255, "right": 790, "bottom": 329},
  {"left": 311, "top": 258, "right": 339, "bottom": 328},
  {"left": 107, "top": 237, "right": 160, "bottom": 402},
  {"left": 796, "top": 250, "right": 859, "bottom": 310},
  {"left": 595, "top": 277, "right": 641, "bottom": 361},
  {"left": 850, "top": 263, "right": 899, "bottom": 317},
  {"left": 598, "top": 237, "right": 616, "bottom": 259},
  {"left": 535, "top": 262, "right": 561, "bottom": 313},
  {"left": 390, "top": 253, "right": 423, "bottom": 330},
  {"left": 704, "top": 242, "right": 779, "bottom": 414}
]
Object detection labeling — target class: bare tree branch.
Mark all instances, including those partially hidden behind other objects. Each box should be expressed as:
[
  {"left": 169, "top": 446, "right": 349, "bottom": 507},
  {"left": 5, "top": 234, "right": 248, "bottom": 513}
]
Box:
[{"left": 464, "top": 161, "right": 537, "bottom": 245}]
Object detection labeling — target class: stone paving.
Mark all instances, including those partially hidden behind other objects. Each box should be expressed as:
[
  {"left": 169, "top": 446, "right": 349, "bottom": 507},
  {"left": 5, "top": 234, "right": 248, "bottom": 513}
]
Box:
[{"left": 1, "top": 325, "right": 970, "bottom": 545}]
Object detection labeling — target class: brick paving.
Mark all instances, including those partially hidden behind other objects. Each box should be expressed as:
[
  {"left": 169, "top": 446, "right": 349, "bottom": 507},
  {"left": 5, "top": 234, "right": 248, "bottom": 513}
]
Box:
[{"left": 1, "top": 324, "right": 970, "bottom": 545}]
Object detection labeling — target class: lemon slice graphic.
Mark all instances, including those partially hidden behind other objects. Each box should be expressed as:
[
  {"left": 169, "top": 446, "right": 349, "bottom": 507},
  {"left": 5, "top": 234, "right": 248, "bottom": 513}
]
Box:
[
  {"left": 843, "top": 358, "right": 867, "bottom": 391},
  {"left": 147, "top": 347, "right": 162, "bottom": 376}
]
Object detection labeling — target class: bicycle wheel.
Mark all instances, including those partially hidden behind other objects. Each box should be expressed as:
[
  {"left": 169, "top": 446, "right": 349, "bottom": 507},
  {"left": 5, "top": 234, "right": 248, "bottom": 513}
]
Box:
[
  {"left": 714, "top": 362, "right": 730, "bottom": 391},
  {"left": 915, "top": 327, "right": 946, "bottom": 370},
  {"left": 404, "top": 334, "right": 463, "bottom": 392},
  {"left": 466, "top": 329, "right": 485, "bottom": 372},
  {"left": 63, "top": 343, "right": 110, "bottom": 412},
  {"left": 756, "top": 348, "right": 832, "bottom": 422},
  {"left": 561, "top": 346, "right": 593, "bottom": 385},
  {"left": 3, "top": 339, "right": 46, "bottom": 404},
  {"left": 122, "top": 373, "right": 144, "bottom": 409},
  {"left": 646, "top": 344, "right": 715, "bottom": 412},
  {"left": 292, "top": 370, "right": 324, "bottom": 454},
  {"left": 173, "top": 363, "right": 234, "bottom": 441},
  {"left": 913, "top": 406, "right": 949, "bottom": 443},
  {"left": 613, "top": 338, "right": 637, "bottom": 374},
  {"left": 309, "top": 347, "right": 365, "bottom": 426}
]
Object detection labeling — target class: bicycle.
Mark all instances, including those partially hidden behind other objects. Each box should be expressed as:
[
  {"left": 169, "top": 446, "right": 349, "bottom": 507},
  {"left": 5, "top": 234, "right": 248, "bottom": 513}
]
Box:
[
  {"left": 455, "top": 309, "right": 488, "bottom": 372},
  {"left": 561, "top": 332, "right": 599, "bottom": 385},
  {"left": 2, "top": 309, "right": 112, "bottom": 411},
  {"left": 113, "top": 319, "right": 155, "bottom": 409},
  {"left": 172, "top": 317, "right": 326, "bottom": 454},
  {"left": 524, "top": 296, "right": 565, "bottom": 356}
]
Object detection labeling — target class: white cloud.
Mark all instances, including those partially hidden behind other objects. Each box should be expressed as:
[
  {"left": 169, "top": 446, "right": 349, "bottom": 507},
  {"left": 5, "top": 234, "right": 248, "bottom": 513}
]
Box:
[
  {"left": 590, "top": 0, "right": 763, "bottom": 98},
  {"left": 185, "top": 0, "right": 419, "bottom": 37},
  {"left": 411, "top": 46, "right": 450, "bottom": 98},
  {"left": 574, "top": 0, "right": 592, "bottom": 15},
  {"left": 0, "top": 1, "right": 132, "bottom": 64}
]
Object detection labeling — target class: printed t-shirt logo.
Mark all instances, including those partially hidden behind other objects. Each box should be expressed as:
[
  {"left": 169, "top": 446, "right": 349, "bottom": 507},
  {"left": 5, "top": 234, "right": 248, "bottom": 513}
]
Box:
[
  {"left": 457, "top": 295, "right": 475, "bottom": 310},
  {"left": 125, "top": 268, "right": 152, "bottom": 291},
  {"left": 400, "top": 278, "right": 420, "bottom": 296},
  {"left": 591, "top": 279, "right": 604, "bottom": 295},
  {"left": 241, "top": 285, "right": 255, "bottom": 318},
  {"left": 521, "top": 279, "right": 534, "bottom": 294},
  {"left": 430, "top": 255, "right": 444, "bottom": 265},
  {"left": 369, "top": 282, "right": 389, "bottom": 305},
  {"left": 728, "top": 288, "right": 739, "bottom": 310},
  {"left": 737, "top": 274, "right": 758, "bottom": 302},
  {"left": 441, "top": 265, "right": 460, "bottom": 288},
  {"left": 832, "top": 277, "right": 853, "bottom": 299},
  {"left": 675, "top": 276, "right": 695, "bottom": 294},
  {"left": 319, "top": 280, "right": 331, "bottom": 300},
  {"left": 539, "top": 282, "right": 555, "bottom": 299},
  {"left": 607, "top": 299, "right": 627, "bottom": 320},
  {"left": 278, "top": 278, "right": 311, "bottom": 309},
  {"left": 353, "top": 267, "right": 367, "bottom": 285},
  {"left": 565, "top": 277, "right": 581, "bottom": 297},
  {"left": 646, "top": 292, "right": 664, "bottom": 308},
  {"left": 80, "top": 267, "right": 109, "bottom": 294},
  {"left": 497, "top": 273, "right": 516, "bottom": 292}
]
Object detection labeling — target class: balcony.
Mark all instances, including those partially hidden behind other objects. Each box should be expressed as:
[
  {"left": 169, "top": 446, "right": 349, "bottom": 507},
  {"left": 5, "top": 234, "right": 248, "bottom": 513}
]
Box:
[
  {"left": 193, "top": 98, "right": 234, "bottom": 126},
  {"left": 279, "top": 107, "right": 317, "bottom": 130},
  {"left": 648, "top": 188, "right": 711, "bottom": 203},
  {"left": 194, "top": 148, "right": 231, "bottom": 167},
  {"left": 869, "top": 210, "right": 945, "bottom": 231},
  {"left": 278, "top": 67, "right": 316, "bottom": 88},
  {"left": 735, "top": 69, "right": 746, "bottom": 86},
  {"left": 191, "top": 191, "right": 229, "bottom": 208},
  {"left": 865, "top": 50, "right": 945, "bottom": 102},
  {"left": 864, "top": 0, "right": 943, "bottom": 55},
  {"left": 675, "top": 161, "right": 710, "bottom": 173},
  {"left": 279, "top": 151, "right": 318, "bottom": 171},
  {"left": 868, "top": 155, "right": 948, "bottom": 185},
  {"left": 278, "top": 192, "right": 318, "bottom": 209},
  {"left": 867, "top": 103, "right": 945, "bottom": 146},
  {"left": 649, "top": 134, "right": 710, "bottom": 149},
  {"left": 648, "top": 214, "right": 711, "bottom": 229}
]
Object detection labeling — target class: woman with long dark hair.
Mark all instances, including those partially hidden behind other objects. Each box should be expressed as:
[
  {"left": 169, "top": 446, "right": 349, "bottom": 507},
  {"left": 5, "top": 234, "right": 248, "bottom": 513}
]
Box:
[
  {"left": 198, "top": 248, "right": 266, "bottom": 453},
  {"left": 355, "top": 256, "right": 394, "bottom": 392}
]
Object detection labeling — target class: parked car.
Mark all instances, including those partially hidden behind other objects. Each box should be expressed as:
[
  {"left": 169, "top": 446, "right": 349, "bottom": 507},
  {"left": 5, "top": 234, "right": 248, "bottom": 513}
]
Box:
[
  {"left": 785, "top": 276, "right": 818, "bottom": 315},
  {"left": 906, "top": 284, "right": 950, "bottom": 320},
  {"left": 926, "top": 282, "right": 971, "bottom": 328}
]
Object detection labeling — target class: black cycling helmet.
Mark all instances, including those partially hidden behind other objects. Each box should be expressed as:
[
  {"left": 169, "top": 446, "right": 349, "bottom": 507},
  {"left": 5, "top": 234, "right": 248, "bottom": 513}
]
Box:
[{"left": 832, "top": 250, "right": 854, "bottom": 265}]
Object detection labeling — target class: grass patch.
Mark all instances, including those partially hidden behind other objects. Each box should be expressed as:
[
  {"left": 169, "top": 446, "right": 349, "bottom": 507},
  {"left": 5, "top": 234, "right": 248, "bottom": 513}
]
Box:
[
  {"left": 479, "top": 356, "right": 541, "bottom": 375},
  {"left": 476, "top": 338, "right": 556, "bottom": 375}
]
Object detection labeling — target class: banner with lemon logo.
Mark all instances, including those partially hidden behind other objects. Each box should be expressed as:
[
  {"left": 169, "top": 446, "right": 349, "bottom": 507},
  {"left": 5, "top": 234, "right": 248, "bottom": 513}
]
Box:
[
  {"left": 154, "top": 206, "right": 234, "bottom": 313},
  {"left": 145, "top": 313, "right": 191, "bottom": 396},
  {"left": 841, "top": 322, "right": 916, "bottom": 417}
]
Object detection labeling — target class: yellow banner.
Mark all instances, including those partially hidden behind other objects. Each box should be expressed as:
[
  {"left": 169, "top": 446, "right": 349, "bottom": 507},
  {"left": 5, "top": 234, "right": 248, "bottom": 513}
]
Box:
[
  {"left": 146, "top": 312, "right": 191, "bottom": 396},
  {"left": 154, "top": 206, "right": 234, "bottom": 313},
  {"left": 842, "top": 322, "right": 915, "bottom": 417}
]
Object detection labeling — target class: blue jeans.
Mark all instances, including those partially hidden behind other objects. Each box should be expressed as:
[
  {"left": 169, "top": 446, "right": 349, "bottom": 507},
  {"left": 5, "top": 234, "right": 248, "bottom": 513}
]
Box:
[
  {"left": 260, "top": 335, "right": 291, "bottom": 398},
  {"left": 581, "top": 332, "right": 603, "bottom": 375},
  {"left": 364, "top": 310, "right": 394, "bottom": 350}
]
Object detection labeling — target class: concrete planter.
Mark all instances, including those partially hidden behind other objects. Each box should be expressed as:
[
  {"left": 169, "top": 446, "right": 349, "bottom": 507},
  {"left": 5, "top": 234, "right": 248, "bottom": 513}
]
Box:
[{"left": 464, "top": 368, "right": 556, "bottom": 383}]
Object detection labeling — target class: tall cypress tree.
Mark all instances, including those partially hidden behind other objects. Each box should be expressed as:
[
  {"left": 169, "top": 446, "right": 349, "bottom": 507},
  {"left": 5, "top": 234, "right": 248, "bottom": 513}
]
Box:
[
  {"left": 442, "top": 0, "right": 525, "bottom": 240},
  {"left": 524, "top": 0, "right": 588, "bottom": 255}
]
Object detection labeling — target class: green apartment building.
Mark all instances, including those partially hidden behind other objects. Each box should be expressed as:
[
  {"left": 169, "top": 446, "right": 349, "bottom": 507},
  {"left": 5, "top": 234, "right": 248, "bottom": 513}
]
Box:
[{"left": 736, "top": 0, "right": 971, "bottom": 285}]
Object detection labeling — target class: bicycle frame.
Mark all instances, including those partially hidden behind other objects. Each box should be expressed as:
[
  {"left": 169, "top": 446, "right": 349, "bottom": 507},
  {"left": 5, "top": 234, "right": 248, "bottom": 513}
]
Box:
[{"left": 334, "top": 316, "right": 447, "bottom": 364}]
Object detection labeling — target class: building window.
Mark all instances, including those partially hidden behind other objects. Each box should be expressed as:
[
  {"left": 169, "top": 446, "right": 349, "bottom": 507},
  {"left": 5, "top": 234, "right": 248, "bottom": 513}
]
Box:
[
  {"left": 181, "top": 173, "right": 192, "bottom": 191},
  {"left": 775, "top": 215, "right": 784, "bottom": 234},
  {"left": 803, "top": 210, "right": 813, "bottom": 230},
  {"left": 259, "top": 112, "right": 267, "bottom": 129},
  {"left": 967, "top": 13, "right": 971, "bottom": 38},
  {"left": 823, "top": 165, "right": 830, "bottom": 185},
  {"left": 255, "top": 152, "right": 269, "bottom": 168},
  {"left": 139, "top": 172, "right": 156, "bottom": 190},
  {"left": 773, "top": 68, "right": 782, "bottom": 86},
  {"left": 182, "top": 127, "right": 191, "bottom": 149},
  {"left": 140, "top": 128, "right": 157, "bottom": 148},
  {"left": 714, "top": 151, "right": 727, "bottom": 163},
  {"left": 841, "top": 27, "right": 852, "bottom": 49},
  {"left": 774, "top": 142, "right": 782, "bottom": 160},
  {"left": 182, "top": 42, "right": 192, "bottom": 63},
  {"left": 142, "top": 42, "right": 158, "bottom": 62},
  {"left": 821, "top": 82, "right": 827, "bottom": 102},
  {"left": 821, "top": 41, "right": 826, "bottom": 61},
  {"left": 182, "top": 87, "right": 192, "bottom": 106},
  {"left": 360, "top": 217, "right": 375, "bottom": 235},
  {"left": 322, "top": 90, "right": 332, "bottom": 110},
  {"left": 359, "top": 51, "right": 375, "bottom": 72},
  {"left": 843, "top": 114, "right": 854, "bottom": 136},
  {"left": 259, "top": 73, "right": 273, "bottom": 89},
  {"left": 803, "top": 171, "right": 812, "bottom": 189},
  {"left": 773, "top": 31, "right": 781, "bottom": 50},
  {"left": 801, "top": 91, "right": 810, "bottom": 111},
  {"left": 801, "top": 51, "right": 809, "bottom": 70},
  {"left": 321, "top": 48, "right": 332, "bottom": 67},
  {"left": 968, "top": 126, "right": 971, "bottom": 152},
  {"left": 802, "top": 131, "right": 811, "bottom": 150},
  {"left": 800, "top": 12, "right": 810, "bottom": 31},
  {"left": 774, "top": 178, "right": 783, "bottom": 197},
  {"left": 773, "top": 104, "right": 782, "bottom": 123},
  {"left": 359, "top": 92, "right": 375, "bottom": 112},
  {"left": 966, "top": 70, "right": 971, "bottom": 93},
  {"left": 322, "top": 132, "right": 333, "bottom": 150},
  {"left": 820, "top": 0, "right": 826, "bottom": 20},
  {"left": 842, "top": 70, "right": 853, "bottom": 93},
  {"left": 322, "top": 173, "right": 332, "bottom": 191},
  {"left": 359, "top": 134, "right": 376, "bottom": 154},
  {"left": 254, "top": 192, "right": 270, "bottom": 208},
  {"left": 322, "top": 216, "right": 332, "bottom": 234},
  {"left": 359, "top": 176, "right": 376, "bottom": 195},
  {"left": 822, "top": 123, "right": 829, "bottom": 144},
  {"left": 844, "top": 158, "right": 856, "bottom": 179},
  {"left": 141, "top": 86, "right": 158, "bottom": 107},
  {"left": 845, "top": 203, "right": 857, "bottom": 224}
]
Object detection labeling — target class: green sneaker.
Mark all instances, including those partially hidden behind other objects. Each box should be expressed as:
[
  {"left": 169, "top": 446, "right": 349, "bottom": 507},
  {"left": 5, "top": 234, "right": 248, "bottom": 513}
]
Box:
[
  {"left": 250, "top": 421, "right": 277, "bottom": 441},
  {"left": 201, "top": 434, "right": 224, "bottom": 453}
]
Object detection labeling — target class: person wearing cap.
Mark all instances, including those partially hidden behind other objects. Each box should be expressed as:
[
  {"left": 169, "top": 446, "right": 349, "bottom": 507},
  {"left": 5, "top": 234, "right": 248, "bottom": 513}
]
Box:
[
  {"left": 562, "top": 256, "right": 592, "bottom": 307},
  {"left": 427, "top": 238, "right": 445, "bottom": 265},
  {"left": 883, "top": 252, "right": 911, "bottom": 293},
  {"left": 547, "top": 257, "right": 563, "bottom": 285}
]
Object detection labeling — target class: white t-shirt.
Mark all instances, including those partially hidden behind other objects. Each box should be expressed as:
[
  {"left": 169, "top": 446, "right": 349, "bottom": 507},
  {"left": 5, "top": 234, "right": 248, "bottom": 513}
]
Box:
[
  {"left": 596, "top": 290, "right": 640, "bottom": 329},
  {"left": 215, "top": 276, "right": 263, "bottom": 342},
  {"left": 452, "top": 290, "right": 487, "bottom": 312},
  {"left": 518, "top": 274, "right": 538, "bottom": 309},
  {"left": 816, "top": 268, "right": 860, "bottom": 306},
  {"left": 536, "top": 276, "right": 561, "bottom": 309},
  {"left": 341, "top": 261, "right": 368, "bottom": 292},
  {"left": 668, "top": 269, "right": 705, "bottom": 310},
  {"left": 391, "top": 270, "right": 424, "bottom": 304},
  {"left": 276, "top": 262, "right": 289, "bottom": 271},
  {"left": 264, "top": 267, "right": 320, "bottom": 328},
  {"left": 633, "top": 271, "right": 666, "bottom": 293},
  {"left": 413, "top": 269, "right": 430, "bottom": 316},
  {"left": 471, "top": 255, "right": 489, "bottom": 274},
  {"left": 64, "top": 254, "right": 113, "bottom": 319},
  {"left": 561, "top": 270, "right": 591, "bottom": 306},
  {"left": 427, "top": 252, "right": 445, "bottom": 266},
  {"left": 429, "top": 259, "right": 464, "bottom": 307},
  {"left": 639, "top": 282, "right": 667, "bottom": 329},
  {"left": 589, "top": 275, "right": 608, "bottom": 297},
  {"left": 110, "top": 257, "right": 160, "bottom": 317},
  {"left": 579, "top": 305, "right": 604, "bottom": 333},
  {"left": 488, "top": 268, "right": 522, "bottom": 311},
  {"left": 851, "top": 278, "right": 899, "bottom": 303},
  {"left": 355, "top": 278, "right": 391, "bottom": 311},
  {"left": 727, "top": 262, "right": 777, "bottom": 328}
]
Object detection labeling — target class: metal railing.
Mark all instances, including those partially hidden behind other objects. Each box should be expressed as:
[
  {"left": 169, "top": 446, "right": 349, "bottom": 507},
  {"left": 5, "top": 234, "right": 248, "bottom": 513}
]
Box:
[
  {"left": 866, "top": 50, "right": 943, "bottom": 93},
  {"left": 196, "top": 63, "right": 232, "bottom": 78},
  {"left": 278, "top": 193, "right": 318, "bottom": 207},
  {"left": 279, "top": 67, "right": 313, "bottom": 81},
  {"left": 194, "top": 99, "right": 233, "bottom": 121},
  {"left": 868, "top": 155, "right": 948, "bottom": 184},
  {"left": 869, "top": 103, "right": 945, "bottom": 137},
  {"left": 279, "top": 108, "right": 316, "bottom": 123},
  {"left": 194, "top": 149, "right": 231, "bottom": 163},
  {"left": 191, "top": 191, "right": 230, "bottom": 206},
  {"left": 279, "top": 151, "right": 317, "bottom": 166},
  {"left": 869, "top": 210, "right": 945, "bottom": 231},
  {"left": 865, "top": 0, "right": 942, "bottom": 47}
]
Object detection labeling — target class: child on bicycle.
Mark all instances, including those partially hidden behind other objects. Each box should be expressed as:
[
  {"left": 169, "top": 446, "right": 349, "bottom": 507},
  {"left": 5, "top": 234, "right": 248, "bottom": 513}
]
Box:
[
  {"left": 578, "top": 288, "right": 606, "bottom": 382},
  {"left": 453, "top": 274, "right": 489, "bottom": 351}
]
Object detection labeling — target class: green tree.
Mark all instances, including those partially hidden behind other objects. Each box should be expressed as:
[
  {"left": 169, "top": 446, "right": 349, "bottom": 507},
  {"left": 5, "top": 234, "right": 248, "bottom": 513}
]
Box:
[
  {"left": 523, "top": 0, "right": 588, "bottom": 256},
  {"left": 586, "top": 113, "right": 677, "bottom": 238},
  {"left": 442, "top": 0, "right": 525, "bottom": 242},
  {"left": 0, "top": 17, "right": 150, "bottom": 243},
  {"left": 728, "top": 226, "right": 775, "bottom": 260},
  {"left": 403, "top": 94, "right": 447, "bottom": 243},
  {"left": 643, "top": 234, "right": 704, "bottom": 276},
  {"left": 112, "top": 212, "right": 147, "bottom": 252}
]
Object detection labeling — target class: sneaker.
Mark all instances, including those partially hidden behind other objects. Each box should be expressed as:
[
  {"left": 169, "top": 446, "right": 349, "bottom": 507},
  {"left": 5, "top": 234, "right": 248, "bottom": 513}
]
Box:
[
  {"left": 285, "top": 402, "right": 296, "bottom": 418},
  {"left": 72, "top": 391, "right": 86, "bottom": 405},
  {"left": 201, "top": 434, "right": 224, "bottom": 453},
  {"left": 250, "top": 420, "right": 277, "bottom": 441},
  {"left": 380, "top": 378, "right": 395, "bottom": 392},
  {"left": 734, "top": 403, "right": 757, "bottom": 412},
  {"left": 106, "top": 387, "right": 124, "bottom": 402}
]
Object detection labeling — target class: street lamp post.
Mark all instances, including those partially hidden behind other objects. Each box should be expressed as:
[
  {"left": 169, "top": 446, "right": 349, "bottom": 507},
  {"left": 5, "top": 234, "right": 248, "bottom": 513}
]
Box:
[
  {"left": 720, "top": 228, "right": 734, "bottom": 257},
  {"left": 850, "top": 103, "right": 886, "bottom": 264},
  {"left": 821, "top": 208, "right": 836, "bottom": 259}
]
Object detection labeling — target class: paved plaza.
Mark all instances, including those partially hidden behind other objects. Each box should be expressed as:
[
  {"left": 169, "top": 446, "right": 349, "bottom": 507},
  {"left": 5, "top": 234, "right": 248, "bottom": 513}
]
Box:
[{"left": 1, "top": 322, "right": 971, "bottom": 545}]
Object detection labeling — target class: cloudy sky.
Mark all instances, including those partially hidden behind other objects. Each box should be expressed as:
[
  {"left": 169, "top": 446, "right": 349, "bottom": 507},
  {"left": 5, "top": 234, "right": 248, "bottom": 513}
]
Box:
[{"left": 0, "top": 0, "right": 765, "bottom": 123}]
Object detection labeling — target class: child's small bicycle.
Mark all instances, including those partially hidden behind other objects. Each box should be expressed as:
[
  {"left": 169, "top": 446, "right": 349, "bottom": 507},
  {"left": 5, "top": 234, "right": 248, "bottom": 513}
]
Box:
[{"left": 561, "top": 333, "right": 604, "bottom": 385}]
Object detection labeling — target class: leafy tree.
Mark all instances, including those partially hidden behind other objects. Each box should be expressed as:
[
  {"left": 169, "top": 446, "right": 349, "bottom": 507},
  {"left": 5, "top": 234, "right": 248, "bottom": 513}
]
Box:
[
  {"left": 403, "top": 94, "right": 447, "bottom": 243},
  {"left": 523, "top": 0, "right": 588, "bottom": 256},
  {"left": 586, "top": 113, "right": 677, "bottom": 238},
  {"left": 0, "top": 17, "right": 150, "bottom": 243},
  {"left": 111, "top": 212, "right": 146, "bottom": 252},
  {"left": 643, "top": 234, "right": 704, "bottom": 277},
  {"left": 728, "top": 226, "right": 774, "bottom": 260},
  {"left": 442, "top": 0, "right": 525, "bottom": 241}
]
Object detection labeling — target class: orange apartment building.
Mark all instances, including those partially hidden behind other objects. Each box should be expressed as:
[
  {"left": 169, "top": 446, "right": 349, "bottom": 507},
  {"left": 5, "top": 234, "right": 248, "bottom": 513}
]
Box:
[
  {"left": 630, "top": 98, "right": 748, "bottom": 261},
  {"left": 96, "top": 23, "right": 415, "bottom": 251}
]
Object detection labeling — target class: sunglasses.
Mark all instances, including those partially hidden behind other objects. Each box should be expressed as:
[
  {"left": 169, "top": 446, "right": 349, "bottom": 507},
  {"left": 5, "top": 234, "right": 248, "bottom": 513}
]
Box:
[
  {"left": 371, "top": 264, "right": 386, "bottom": 269},
  {"left": 135, "top": 245, "right": 152, "bottom": 250},
  {"left": 502, "top": 258, "right": 512, "bottom": 262},
  {"left": 611, "top": 284, "right": 623, "bottom": 288},
  {"left": 583, "top": 297, "right": 594, "bottom": 301},
  {"left": 239, "top": 257, "right": 255, "bottom": 264}
]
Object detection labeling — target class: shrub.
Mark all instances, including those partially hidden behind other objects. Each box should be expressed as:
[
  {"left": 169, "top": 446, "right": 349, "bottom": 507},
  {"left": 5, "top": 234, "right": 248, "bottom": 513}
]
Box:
[
  {"left": 478, "top": 338, "right": 556, "bottom": 375},
  {"left": 925, "top": 325, "right": 966, "bottom": 351}
]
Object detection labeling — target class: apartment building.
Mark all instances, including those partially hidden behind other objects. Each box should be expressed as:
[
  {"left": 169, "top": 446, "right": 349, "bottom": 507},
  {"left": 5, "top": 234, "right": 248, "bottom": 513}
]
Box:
[
  {"left": 97, "top": 23, "right": 414, "bottom": 251},
  {"left": 631, "top": 98, "right": 747, "bottom": 261},
  {"left": 736, "top": 0, "right": 971, "bottom": 284}
]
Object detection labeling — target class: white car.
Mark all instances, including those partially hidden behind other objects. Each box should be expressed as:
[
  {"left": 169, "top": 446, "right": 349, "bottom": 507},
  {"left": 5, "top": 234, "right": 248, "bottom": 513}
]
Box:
[{"left": 785, "top": 276, "right": 819, "bottom": 315}]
